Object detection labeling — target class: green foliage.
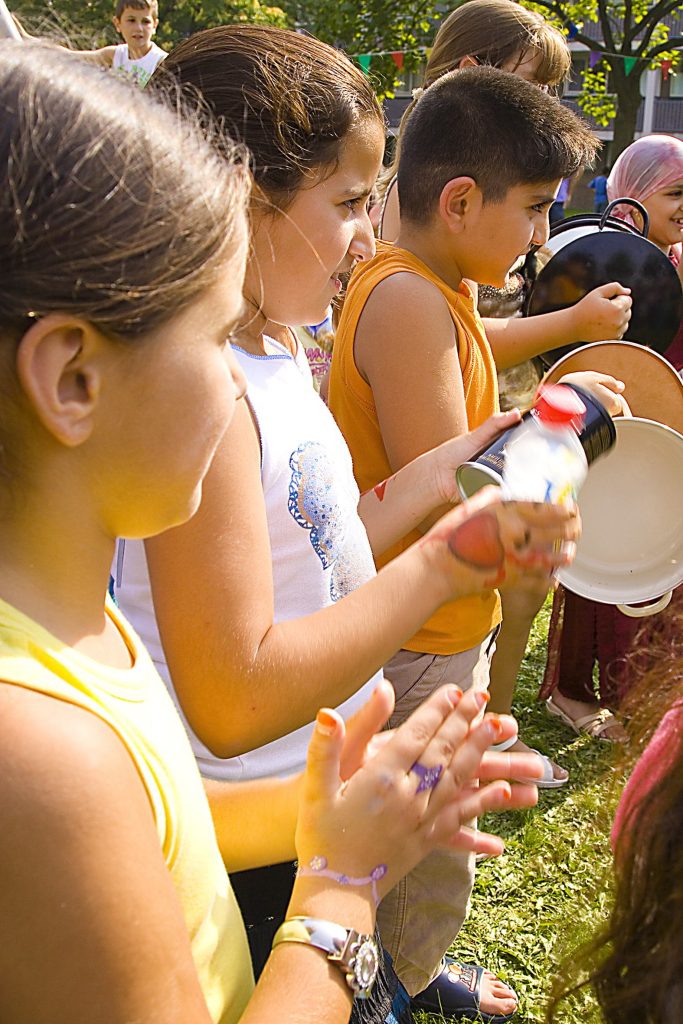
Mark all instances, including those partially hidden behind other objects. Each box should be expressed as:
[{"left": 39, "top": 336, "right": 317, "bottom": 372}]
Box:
[
  {"left": 520, "top": 0, "right": 683, "bottom": 154},
  {"left": 156, "top": 0, "right": 289, "bottom": 48},
  {"left": 278, "top": 0, "right": 443, "bottom": 97},
  {"left": 578, "top": 67, "right": 616, "bottom": 127},
  {"left": 16, "top": 0, "right": 288, "bottom": 48}
]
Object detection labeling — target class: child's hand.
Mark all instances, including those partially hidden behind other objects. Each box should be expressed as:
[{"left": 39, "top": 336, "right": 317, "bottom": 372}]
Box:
[
  {"left": 557, "top": 370, "right": 627, "bottom": 417},
  {"left": 430, "top": 410, "right": 522, "bottom": 505},
  {"left": 294, "top": 685, "right": 541, "bottom": 905},
  {"left": 569, "top": 282, "right": 632, "bottom": 342},
  {"left": 337, "top": 681, "right": 395, "bottom": 780},
  {"left": 421, "top": 486, "right": 581, "bottom": 601}
]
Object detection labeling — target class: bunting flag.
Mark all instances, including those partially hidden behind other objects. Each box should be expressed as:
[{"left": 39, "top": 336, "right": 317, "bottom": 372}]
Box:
[
  {"left": 567, "top": 22, "right": 579, "bottom": 39},
  {"left": 348, "top": 43, "right": 668, "bottom": 75}
]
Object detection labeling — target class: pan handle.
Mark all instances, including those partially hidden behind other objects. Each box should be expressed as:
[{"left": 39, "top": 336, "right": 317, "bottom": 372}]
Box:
[
  {"left": 600, "top": 197, "right": 650, "bottom": 238},
  {"left": 617, "top": 591, "right": 673, "bottom": 618}
]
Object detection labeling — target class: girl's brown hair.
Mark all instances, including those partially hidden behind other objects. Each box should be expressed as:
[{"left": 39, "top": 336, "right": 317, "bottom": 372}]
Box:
[
  {"left": 382, "top": 0, "right": 571, "bottom": 192},
  {"left": 0, "top": 41, "right": 249, "bottom": 478},
  {"left": 0, "top": 42, "right": 249, "bottom": 340},
  {"left": 424, "top": 0, "right": 570, "bottom": 92},
  {"left": 156, "top": 24, "right": 385, "bottom": 211}
]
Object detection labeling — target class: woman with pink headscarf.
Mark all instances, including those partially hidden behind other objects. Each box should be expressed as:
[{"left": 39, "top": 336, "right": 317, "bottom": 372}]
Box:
[
  {"left": 608, "top": 133, "right": 683, "bottom": 370},
  {"left": 541, "top": 134, "right": 683, "bottom": 742}
]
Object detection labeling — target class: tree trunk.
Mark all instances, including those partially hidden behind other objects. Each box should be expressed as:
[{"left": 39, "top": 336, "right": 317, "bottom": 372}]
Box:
[{"left": 610, "top": 70, "right": 643, "bottom": 162}]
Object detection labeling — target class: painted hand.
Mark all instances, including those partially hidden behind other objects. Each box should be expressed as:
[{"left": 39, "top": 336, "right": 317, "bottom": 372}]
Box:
[
  {"left": 422, "top": 486, "right": 580, "bottom": 598},
  {"left": 430, "top": 410, "right": 522, "bottom": 505},
  {"left": 294, "top": 685, "right": 540, "bottom": 904}
]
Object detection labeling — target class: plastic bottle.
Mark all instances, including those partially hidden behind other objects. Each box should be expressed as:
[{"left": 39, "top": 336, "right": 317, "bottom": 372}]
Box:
[{"left": 502, "top": 384, "right": 588, "bottom": 505}]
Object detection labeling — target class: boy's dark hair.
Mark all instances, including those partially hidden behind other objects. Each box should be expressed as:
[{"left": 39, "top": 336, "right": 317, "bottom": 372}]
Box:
[
  {"left": 114, "top": 0, "right": 158, "bottom": 19},
  {"left": 397, "top": 66, "right": 599, "bottom": 224}
]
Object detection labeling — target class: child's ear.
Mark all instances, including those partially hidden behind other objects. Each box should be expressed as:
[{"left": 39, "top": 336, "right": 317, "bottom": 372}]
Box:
[
  {"left": 457, "top": 56, "right": 479, "bottom": 70},
  {"left": 112, "top": 15, "right": 122, "bottom": 33},
  {"left": 15, "top": 315, "right": 104, "bottom": 448},
  {"left": 439, "top": 177, "right": 482, "bottom": 234}
]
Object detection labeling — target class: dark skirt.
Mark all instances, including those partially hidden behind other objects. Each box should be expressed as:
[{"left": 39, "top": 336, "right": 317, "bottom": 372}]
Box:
[{"left": 540, "top": 586, "right": 640, "bottom": 705}]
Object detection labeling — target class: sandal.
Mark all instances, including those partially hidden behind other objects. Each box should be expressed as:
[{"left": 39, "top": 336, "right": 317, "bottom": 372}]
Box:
[
  {"left": 546, "top": 694, "right": 623, "bottom": 741},
  {"left": 490, "top": 734, "right": 568, "bottom": 788},
  {"left": 525, "top": 748, "right": 568, "bottom": 788},
  {"left": 410, "top": 958, "right": 517, "bottom": 1022}
]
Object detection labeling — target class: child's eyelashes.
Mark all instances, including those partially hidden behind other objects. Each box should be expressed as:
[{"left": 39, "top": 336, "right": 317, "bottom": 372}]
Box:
[{"left": 343, "top": 196, "right": 369, "bottom": 211}]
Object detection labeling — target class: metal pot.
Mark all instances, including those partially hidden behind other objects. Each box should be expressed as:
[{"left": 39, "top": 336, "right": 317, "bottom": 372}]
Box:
[{"left": 527, "top": 197, "right": 683, "bottom": 367}]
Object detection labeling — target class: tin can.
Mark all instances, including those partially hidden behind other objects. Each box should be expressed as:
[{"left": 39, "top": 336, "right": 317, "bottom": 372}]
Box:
[{"left": 456, "top": 383, "right": 616, "bottom": 500}]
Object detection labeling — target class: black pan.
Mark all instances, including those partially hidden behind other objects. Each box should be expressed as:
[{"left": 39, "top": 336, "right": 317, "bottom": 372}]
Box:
[{"left": 527, "top": 198, "right": 683, "bottom": 368}]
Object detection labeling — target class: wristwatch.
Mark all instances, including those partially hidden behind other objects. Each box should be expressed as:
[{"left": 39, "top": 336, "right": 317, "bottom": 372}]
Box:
[{"left": 272, "top": 916, "right": 380, "bottom": 999}]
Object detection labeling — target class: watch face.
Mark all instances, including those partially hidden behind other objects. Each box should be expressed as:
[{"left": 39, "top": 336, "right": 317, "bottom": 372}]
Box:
[{"left": 349, "top": 936, "right": 380, "bottom": 998}]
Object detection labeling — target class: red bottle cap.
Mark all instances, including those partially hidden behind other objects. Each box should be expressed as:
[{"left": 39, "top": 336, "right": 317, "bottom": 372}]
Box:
[{"left": 533, "top": 384, "right": 586, "bottom": 431}]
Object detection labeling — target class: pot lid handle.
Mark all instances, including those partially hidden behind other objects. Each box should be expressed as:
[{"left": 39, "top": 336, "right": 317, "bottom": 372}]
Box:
[{"left": 600, "top": 196, "right": 650, "bottom": 238}]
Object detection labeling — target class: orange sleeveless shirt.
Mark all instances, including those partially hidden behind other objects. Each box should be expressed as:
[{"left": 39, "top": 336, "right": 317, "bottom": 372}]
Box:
[{"left": 329, "top": 243, "right": 501, "bottom": 656}]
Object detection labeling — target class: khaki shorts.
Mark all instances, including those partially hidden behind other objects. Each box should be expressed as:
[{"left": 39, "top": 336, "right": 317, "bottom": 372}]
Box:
[{"left": 376, "top": 631, "right": 498, "bottom": 995}]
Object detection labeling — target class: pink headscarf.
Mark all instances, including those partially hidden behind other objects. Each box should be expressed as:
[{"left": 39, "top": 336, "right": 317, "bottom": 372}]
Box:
[{"left": 607, "top": 134, "right": 683, "bottom": 260}]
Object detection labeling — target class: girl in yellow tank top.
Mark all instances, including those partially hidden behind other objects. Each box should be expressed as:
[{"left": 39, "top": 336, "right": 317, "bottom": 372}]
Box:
[{"left": 0, "top": 38, "right": 560, "bottom": 1024}]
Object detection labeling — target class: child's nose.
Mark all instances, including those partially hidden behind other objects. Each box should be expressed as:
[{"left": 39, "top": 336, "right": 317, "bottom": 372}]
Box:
[
  {"left": 533, "top": 217, "right": 551, "bottom": 248},
  {"left": 350, "top": 214, "right": 376, "bottom": 263}
]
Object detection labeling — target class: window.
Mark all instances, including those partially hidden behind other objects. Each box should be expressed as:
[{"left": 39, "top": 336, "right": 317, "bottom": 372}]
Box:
[
  {"left": 394, "top": 64, "right": 426, "bottom": 97},
  {"left": 564, "top": 51, "right": 588, "bottom": 96}
]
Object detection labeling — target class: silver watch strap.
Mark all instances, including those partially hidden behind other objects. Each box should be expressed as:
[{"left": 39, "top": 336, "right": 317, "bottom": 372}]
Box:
[
  {"left": 272, "top": 916, "right": 379, "bottom": 999},
  {"left": 273, "top": 916, "right": 351, "bottom": 957}
]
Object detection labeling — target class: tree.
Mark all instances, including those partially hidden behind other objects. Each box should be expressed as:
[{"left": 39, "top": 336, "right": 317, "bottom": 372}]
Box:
[
  {"left": 15, "top": 0, "right": 288, "bottom": 49},
  {"left": 279, "top": 0, "right": 443, "bottom": 97},
  {"left": 521, "top": 0, "right": 683, "bottom": 158}
]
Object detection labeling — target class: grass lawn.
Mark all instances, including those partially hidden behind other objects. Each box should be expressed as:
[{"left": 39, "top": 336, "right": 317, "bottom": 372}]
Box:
[{"left": 414, "top": 596, "right": 624, "bottom": 1024}]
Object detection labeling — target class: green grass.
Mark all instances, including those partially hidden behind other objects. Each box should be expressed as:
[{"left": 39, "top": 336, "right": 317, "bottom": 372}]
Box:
[{"left": 414, "top": 597, "right": 623, "bottom": 1024}]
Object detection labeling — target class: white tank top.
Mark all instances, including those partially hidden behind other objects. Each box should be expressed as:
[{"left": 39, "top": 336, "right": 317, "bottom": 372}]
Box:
[
  {"left": 112, "top": 41, "right": 167, "bottom": 86},
  {"left": 113, "top": 339, "right": 381, "bottom": 781}
]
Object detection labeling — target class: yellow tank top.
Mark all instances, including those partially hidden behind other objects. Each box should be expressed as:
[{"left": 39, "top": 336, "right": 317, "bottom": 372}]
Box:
[
  {"left": 0, "top": 596, "right": 253, "bottom": 1023},
  {"left": 329, "top": 242, "right": 501, "bottom": 655}
]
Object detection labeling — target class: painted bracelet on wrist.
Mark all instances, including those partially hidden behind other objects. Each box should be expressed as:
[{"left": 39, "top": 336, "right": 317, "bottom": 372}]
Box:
[{"left": 297, "top": 855, "right": 388, "bottom": 906}]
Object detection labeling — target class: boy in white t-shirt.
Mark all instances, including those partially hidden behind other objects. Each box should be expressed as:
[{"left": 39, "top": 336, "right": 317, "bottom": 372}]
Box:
[
  {"left": 108, "top": 0, "right": 167, "bottom": 86},
  {"left": 13, "top": 0, "right": 167, "bottom": 87}
]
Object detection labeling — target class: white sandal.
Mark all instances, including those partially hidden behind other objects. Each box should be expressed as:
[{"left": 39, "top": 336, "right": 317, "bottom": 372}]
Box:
[{"left": 490, "top": 733, "right": 568, "bottom": 788}]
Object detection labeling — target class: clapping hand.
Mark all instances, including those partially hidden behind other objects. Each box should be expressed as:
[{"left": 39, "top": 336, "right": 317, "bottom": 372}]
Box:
[{"left": 295, "top": 682, "right": 542, "bottom": 905}]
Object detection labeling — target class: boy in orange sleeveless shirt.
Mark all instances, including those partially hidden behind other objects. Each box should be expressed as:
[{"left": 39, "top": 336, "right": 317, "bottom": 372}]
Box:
[{"left": 329, "top": 67, "right": 601, "bottom": 1020}]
